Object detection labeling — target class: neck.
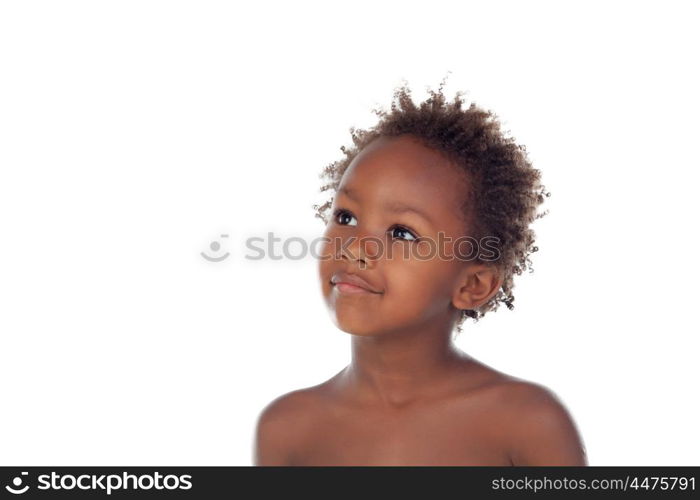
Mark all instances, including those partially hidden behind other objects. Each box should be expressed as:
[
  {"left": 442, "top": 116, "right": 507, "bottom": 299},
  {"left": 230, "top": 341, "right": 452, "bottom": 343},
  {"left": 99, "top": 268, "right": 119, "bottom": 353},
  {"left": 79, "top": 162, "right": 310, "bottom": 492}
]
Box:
[{"left": 342, "top": 318, "right": 467, "bottom": 408}]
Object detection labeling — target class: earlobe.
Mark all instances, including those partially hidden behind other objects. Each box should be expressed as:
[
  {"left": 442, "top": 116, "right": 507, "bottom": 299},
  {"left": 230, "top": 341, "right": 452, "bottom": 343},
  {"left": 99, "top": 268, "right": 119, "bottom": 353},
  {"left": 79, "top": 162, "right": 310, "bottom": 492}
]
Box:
[{"left": 451, "top": 264, "right": 503, "bottom": 311}]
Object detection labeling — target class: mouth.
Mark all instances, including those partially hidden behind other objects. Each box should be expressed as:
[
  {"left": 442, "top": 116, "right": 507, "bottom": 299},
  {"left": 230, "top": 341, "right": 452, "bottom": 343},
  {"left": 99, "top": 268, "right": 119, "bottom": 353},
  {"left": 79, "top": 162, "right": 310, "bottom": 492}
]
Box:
[
  {"left": 329, "top": 271, "right": 383, "bottom": 295},
  {"left": 330, "top": 281, "right": 380, "bottom": 295}
]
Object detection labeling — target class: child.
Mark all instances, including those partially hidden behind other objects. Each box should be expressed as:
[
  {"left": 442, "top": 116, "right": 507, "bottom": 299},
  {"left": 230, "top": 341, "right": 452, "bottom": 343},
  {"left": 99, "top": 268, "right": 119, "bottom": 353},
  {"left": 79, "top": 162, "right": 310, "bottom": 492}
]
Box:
[{"left": 254, "top": 79, "right": 587, "bottom": 466}]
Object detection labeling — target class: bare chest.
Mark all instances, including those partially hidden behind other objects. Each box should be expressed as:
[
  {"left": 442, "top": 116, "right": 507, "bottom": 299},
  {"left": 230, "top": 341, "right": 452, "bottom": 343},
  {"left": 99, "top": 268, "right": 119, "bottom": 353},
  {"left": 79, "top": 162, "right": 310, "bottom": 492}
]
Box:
[{"left": 291, "top": 403, "right": 510, "bottom": 466}]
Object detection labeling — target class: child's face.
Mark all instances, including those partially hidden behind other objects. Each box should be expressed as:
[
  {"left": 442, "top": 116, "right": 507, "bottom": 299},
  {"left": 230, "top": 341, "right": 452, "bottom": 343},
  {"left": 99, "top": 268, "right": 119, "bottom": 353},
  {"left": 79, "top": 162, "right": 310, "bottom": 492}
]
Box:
[{"left": 318, "top": 134, "right": 478, "bottom": 336}]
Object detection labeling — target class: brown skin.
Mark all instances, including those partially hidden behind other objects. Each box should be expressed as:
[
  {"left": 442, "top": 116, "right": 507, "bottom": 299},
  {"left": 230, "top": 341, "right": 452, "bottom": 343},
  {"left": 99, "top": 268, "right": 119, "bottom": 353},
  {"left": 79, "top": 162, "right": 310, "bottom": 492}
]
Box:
[{"left": 254, "top": 135, "right": 587, "bottom": 466}]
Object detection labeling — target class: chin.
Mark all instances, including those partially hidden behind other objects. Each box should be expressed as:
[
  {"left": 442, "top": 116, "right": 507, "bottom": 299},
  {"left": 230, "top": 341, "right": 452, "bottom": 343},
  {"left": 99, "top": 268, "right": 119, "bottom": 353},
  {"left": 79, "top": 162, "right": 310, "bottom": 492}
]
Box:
[{"left": 332, "top": 316, "right": 382, "bottom": 337}]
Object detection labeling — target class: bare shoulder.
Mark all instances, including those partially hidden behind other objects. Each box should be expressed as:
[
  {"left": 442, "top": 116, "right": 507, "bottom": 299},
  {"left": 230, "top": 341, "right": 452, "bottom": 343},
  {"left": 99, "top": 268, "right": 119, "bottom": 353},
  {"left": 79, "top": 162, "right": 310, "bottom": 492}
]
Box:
[
  {"left": 451, "top": 359, "right": 587, "bottom": 465},
  {"left": 488, "top": 377, "right": 588, "bottom": 466},
  {"left": 253, "top": 379, "right": 335, "bottom": 465}
]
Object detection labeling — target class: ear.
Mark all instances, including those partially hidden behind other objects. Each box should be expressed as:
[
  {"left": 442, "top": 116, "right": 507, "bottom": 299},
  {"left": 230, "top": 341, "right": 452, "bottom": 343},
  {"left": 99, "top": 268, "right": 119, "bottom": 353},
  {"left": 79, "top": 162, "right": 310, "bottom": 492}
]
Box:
[{"left": 451, "top": 263, "right": 504, "bottom": 311}]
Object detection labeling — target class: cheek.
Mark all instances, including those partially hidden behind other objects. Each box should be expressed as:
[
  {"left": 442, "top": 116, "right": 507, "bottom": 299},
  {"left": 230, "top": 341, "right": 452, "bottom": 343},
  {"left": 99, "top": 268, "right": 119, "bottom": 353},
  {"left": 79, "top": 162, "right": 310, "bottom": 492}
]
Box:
[
  {"left": 383, "top": 253, "right": 455, "bottom": 316},
  {"left": 320, "top": 224, "right": 345, "bottom": 254},
  {"left": 317, "top": 242, "right": 332, "bottom": 296}
]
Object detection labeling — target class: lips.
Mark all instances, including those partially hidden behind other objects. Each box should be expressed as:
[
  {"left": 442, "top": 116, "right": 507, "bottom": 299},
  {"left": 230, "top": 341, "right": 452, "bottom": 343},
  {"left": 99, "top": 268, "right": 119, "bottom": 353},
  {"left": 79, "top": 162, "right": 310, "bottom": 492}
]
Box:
[{"left": 330, "top": 271, "right": 382, "bottom": 294}]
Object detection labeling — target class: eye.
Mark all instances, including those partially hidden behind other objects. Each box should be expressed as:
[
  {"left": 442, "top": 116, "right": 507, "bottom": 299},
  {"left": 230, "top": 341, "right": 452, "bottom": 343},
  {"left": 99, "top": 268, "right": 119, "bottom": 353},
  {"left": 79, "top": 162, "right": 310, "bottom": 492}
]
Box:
[
  {"left": 333, "top": 208, "right": 357, "bottom": 226},
  {"left": 390, "top": 225, "right": 419, "bottom": 242},
  {"left": 333, "top": 208, "right": 419, "bottom": 242}
]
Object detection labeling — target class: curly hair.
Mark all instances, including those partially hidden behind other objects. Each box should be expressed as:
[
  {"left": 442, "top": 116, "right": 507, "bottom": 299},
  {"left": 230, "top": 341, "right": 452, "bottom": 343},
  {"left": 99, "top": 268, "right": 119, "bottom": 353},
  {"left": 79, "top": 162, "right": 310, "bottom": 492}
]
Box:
[{"left": 312, "top": 76, "right": 550, "bottom": 334}]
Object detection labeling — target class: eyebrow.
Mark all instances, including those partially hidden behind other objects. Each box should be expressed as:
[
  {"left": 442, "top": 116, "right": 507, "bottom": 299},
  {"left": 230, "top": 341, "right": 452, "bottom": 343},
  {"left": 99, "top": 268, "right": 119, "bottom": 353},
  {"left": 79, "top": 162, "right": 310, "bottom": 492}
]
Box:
[{"left": 338, "top": 186, "right": 435, "bottom": 225}]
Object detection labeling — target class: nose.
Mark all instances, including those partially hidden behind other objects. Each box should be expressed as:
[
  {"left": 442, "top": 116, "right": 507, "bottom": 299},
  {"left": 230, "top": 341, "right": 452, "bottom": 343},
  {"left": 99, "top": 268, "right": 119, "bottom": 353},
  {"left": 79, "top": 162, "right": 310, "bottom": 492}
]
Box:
[{"left": 338, "top": 232, "right": 383, "bottom": 269}]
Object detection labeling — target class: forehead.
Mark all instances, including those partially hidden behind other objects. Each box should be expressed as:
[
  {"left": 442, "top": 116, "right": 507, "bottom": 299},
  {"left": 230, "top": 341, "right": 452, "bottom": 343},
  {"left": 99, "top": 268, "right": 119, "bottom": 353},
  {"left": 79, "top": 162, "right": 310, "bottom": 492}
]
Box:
[{"left": 337, "top": 135, "right": 469, "bottom": 226}]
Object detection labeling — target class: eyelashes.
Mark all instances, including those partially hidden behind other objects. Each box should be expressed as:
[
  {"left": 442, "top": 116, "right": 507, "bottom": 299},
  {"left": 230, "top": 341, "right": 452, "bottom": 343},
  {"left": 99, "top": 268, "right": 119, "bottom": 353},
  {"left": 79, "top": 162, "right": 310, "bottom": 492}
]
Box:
[{"left": 331, "top": 208, "right": 420, "bottom": 242}]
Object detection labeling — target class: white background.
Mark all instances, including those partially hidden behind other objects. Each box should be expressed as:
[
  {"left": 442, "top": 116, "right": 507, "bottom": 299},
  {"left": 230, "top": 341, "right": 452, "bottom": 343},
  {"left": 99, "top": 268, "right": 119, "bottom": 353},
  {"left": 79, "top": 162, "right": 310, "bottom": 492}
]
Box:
[{"left": 1, "top": 1, "right": 698, "bottom": 466}]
